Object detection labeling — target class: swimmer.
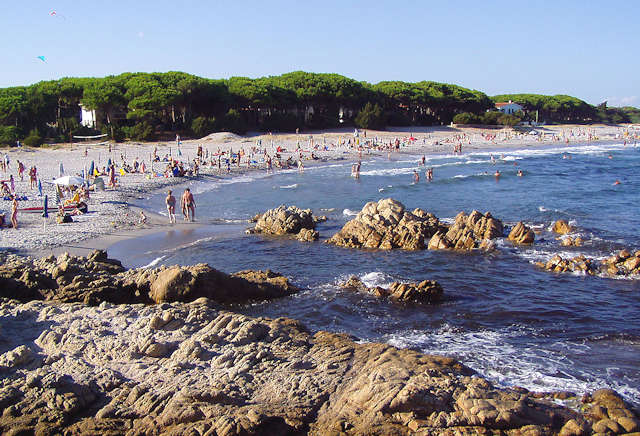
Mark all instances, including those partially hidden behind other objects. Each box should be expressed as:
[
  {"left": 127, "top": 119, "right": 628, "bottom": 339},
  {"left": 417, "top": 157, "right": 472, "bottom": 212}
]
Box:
[
  {"left": 613, "top": 180, "right": 621, "bottom": 185},
  {"left": 494, "top": 170, "right": 501, "bottom": 178},
  {"left": 517, "top": 170, "right": 523, "bottom": 177},
  {"left": 413, "top": 170, "right": 420, "bottom": 183}
]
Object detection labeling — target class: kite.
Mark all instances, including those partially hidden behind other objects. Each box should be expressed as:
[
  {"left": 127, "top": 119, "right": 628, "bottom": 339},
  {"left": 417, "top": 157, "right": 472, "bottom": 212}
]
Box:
[
  {"left": 37, "top": 56, "right": 46, "bottom": 63},
  {"left": 49, "top": 10, "right": 66, "bottom": 19}
]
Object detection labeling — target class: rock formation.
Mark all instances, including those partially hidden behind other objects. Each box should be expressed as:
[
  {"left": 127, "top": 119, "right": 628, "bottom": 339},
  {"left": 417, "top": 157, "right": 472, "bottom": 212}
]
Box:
[
  {"left": 536, "top": 254, "right": 598, "bottom": 275},
  {"left": 508, "top": 221, "right": 535, "bottom": 245},
  {"left": 601, "top": 249, "right": 640, "bottom": 276},
  {"left": 0, "top": 250, "right": 298, "bottom": 306},
  {"left": 251, "top": 205, "right": 318, "bottom": 241},
  {"left": 552, "top": 219, "right": 574, "bottom": 235},
  {"left": 341, "top": 276, "right": 444, "bottom": 304},
  {"left": 1, "top": 298, "right": 637, "bottom": 435},
  {"left": 536, "top": 249, "right": 640, "bottom": 278},
  {"left": 328, "top": 198, "right": 444, "bottom": 250},
  {"left": 428, "top": 210, "right": 504, "bottom": 251}
]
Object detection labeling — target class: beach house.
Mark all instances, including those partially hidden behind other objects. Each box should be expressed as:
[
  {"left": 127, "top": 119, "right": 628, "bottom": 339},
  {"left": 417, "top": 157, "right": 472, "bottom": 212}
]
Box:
[{"left": 494, "top": 100, "right": 523, "bottom": 115}]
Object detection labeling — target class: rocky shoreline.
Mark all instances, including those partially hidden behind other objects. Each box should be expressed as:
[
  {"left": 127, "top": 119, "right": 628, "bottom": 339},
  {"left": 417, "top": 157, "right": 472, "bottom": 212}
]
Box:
[{"left": 0, "top": 250, "right": 638, "bottom": 435}]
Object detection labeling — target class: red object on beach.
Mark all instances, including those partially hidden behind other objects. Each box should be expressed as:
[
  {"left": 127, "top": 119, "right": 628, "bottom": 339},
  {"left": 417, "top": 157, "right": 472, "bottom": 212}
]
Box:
[{"left": 19, "top": 205, "right": 75, "bottom": 213}]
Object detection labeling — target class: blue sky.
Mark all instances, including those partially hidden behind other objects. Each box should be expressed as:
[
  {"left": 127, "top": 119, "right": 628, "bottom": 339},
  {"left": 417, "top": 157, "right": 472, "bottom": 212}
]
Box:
[{"left": 1, "top": 1, "right": 638, "bottom": 106}]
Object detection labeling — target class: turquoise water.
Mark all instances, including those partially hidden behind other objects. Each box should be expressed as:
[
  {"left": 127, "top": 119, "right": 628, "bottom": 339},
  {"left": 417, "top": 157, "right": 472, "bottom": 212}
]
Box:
[{"left": 113, "top": 141, "right": 640, "bottom": 405}]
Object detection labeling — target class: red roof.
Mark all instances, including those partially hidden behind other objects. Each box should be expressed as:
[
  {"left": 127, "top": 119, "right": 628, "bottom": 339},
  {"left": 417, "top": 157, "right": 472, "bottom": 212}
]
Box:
[{"left": 495, "top": 102, "right": 521, "bottom": 107}]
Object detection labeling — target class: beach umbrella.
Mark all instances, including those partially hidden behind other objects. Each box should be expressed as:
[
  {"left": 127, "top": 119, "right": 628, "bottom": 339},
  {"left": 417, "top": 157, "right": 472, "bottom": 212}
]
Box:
[
  {"left": 42, "top": 195, "right": 48, "bottom": 218},
  {"left": 59, "top": 162, "right": 64, "bottom": 177},
  {"left": 37, "top": 179, "right": 42, "bottom": 196},
  {"left": 53, "top": 175, "right": 85, "bottom": 186},
  {"left": 89, "top": 160, "right": 95, "bottom": 177},
  {"left": 107, "top": 158, "right": 112, "bottom": 167}
]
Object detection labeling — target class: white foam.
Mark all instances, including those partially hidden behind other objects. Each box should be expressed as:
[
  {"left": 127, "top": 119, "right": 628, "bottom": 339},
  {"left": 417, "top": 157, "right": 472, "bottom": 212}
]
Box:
[
  {"left": 382, "top": 324, "right": 640, "bottom": 405},
  {"left": 343, "top": 209, "right": 358, "bottom": 216},
  {"left": 280, "top": 184, "right": 298, "bottom": 189},
  {"left": 142, "top": 256, "right": 166, "bottom": 268},
  {"left": 359, "top": 271, "right": 394, "bottom": 288}
]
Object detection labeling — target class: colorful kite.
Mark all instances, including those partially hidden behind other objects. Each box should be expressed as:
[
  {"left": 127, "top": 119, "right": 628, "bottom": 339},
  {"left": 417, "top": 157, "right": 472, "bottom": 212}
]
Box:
[
  {"left": 49, "top": 10, "right": 66, "bottom": 19},
  {"left": 37, "top": 56, "right": 46, "bottom": 63}
]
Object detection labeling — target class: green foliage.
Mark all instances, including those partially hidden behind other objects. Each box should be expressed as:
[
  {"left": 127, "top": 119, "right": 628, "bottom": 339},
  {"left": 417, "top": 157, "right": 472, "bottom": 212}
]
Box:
[
  {"left": 220, "top": 109, "right": 247, "bottom": 134},
  {"left": 260, "top": 112, "right": 300, "bottom": 132},
  {"left": 23, "top": 128, "right": 44, "bottom": 147},
  {"left": 191, "top": 116, "right": 217, "bottom": 137},
  {"left": 482, "top": 111, "right": 502, "bottom": 125},
  {"left": 497, "top": 114, "right": 521, "bottom": 126},
  {"left": 123, "top": 121, "right": 155, "bottom": 141},
  {"left": 0, "top": 71, "right": 616, "bottom": 144},
  {"left": 0, "top": 126, "right": 19, "bottom": 146},
  {"left": 452, "top": 112, "right": 480, "bottom": 125},
  {"left": 491, "top": 94, "right": 596, "bottom": 123},
  {"left": 354, "top": 102, "right": 386, "bottom": 129}
]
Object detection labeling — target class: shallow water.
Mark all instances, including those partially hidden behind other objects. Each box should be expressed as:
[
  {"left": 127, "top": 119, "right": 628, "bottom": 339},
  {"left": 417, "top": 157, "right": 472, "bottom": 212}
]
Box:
[{"left": 112, "top": 141, "right": 640, "bottom": 405}]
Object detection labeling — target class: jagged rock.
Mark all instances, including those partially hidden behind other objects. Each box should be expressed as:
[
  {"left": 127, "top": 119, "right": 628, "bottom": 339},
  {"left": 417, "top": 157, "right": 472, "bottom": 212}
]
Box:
[
  {"left": 253, "top": 205, "right": 315, "bottom": 236},
  {"left": 328, "top": 198, "right": 443, "bottom": 250},
  {"left": 552, "top": 220, "right": 574, "bottom": 235},
  {"left": 2, "top": 298, "right": 623, "bottom": 436},
  {"left": 561, "top": 236, "right": 583, "bottom": 247},
  {"left": 0, "top": 250, "right": 298, "bottom": 306},
  {"left": 428, "top": 210, "right": 504, "bottom": 251},
  {"left": 296, "top": 228, "right": 319, "bottom": 242},
  {"left": 340, "top": 277, "right": 443, "bottom": 304},
  {"left": 536, "top": 254, "right": 598, "bottom": 275},
  {"left": 508, "top": 221, "right": 535, "bottom": 245}
]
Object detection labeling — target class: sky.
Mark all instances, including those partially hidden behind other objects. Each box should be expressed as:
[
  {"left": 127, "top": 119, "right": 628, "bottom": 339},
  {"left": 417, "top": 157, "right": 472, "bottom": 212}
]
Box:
[{"left": 1, "top": 0, "right": 638, "bottom": 107}]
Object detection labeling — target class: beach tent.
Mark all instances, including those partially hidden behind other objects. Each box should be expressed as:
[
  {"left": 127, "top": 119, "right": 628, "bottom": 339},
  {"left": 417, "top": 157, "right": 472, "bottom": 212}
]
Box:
[{"left": 53, "top": 175, "right": 84, "bottom": 186}]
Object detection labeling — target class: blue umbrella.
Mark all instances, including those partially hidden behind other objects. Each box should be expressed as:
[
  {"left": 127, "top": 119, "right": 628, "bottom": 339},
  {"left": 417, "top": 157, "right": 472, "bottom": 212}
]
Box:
[
  {"left": 42, "top": 195, "right": 48, "bottom": 218},
  {"left": 107, "top": 158, "right": 112, "bottom": 168},
  {"left": 89, "top": 160, "right": 95, "bottom": 177},
  {"left": 37, "top": 179, "right": 42, "bottom": 197}
]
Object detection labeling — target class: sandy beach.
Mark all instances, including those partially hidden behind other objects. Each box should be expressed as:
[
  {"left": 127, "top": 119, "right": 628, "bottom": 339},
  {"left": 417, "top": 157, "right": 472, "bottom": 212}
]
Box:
[{"left": 0, "top": 124, "right": 629, "bottom": 255}]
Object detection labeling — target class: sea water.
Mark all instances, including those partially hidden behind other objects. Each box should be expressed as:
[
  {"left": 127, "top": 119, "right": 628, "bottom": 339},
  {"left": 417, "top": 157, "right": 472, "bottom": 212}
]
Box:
[{"left": 112, "top": 141, "right": 640, "bottom": 405}]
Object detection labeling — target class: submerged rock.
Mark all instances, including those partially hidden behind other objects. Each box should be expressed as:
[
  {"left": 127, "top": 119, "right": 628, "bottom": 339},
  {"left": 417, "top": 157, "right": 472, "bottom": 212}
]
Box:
[
  {"left": 340, "top": 276, "right": 444, "bottom": 304},
  {"left": 328, "top": 198, "right": 443, "bottom": 250}
]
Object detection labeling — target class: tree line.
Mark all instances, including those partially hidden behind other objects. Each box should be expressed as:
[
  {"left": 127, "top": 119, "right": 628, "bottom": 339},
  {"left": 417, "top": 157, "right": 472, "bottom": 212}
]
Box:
[{"left": 0, "top": 71, "right": 637, "bottom": 146}]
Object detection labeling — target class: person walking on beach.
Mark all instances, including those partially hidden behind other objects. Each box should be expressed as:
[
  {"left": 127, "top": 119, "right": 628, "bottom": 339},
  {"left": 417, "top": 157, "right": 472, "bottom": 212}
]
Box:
[
  {"left": 181, "top": 188, "right": 196, "bottom": 222},
  {"left": 166, "top": 190, "right": 176, "bottom": 224},
  {"left": 29, "top": 166, "right": 37, "bottom": 189},
  {"left": 17, "top": 160, "right": 25, "bottom": 181},
  {"left": 10, "top": 195, "right": 18, "bottom": 229}
]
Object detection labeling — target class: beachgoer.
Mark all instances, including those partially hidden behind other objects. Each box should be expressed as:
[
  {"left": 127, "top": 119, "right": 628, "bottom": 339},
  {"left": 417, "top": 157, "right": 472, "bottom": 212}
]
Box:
[
  {"left": 494, "top": 170, "right": 501, "bottom": 179},
  {"left": 166, "top": 190, "right": 176, "bottom": 224},
  {"left": 11, "top": 195, "right": 18, "bottom": 229},
  {"left": 413, "top": 170, "right": 420, "bottom": 183},
  {"left": 29, "top": 166, "right": 37, "bottom": 189},
  {"left": 181, "top": 188, "right": 196, "bottom": 222},
  {"left": 517, "top": 170, "right": 523, "bottom": 177},
  {"left": 139, "top": 211, "right": 147, "bottom": 225}
]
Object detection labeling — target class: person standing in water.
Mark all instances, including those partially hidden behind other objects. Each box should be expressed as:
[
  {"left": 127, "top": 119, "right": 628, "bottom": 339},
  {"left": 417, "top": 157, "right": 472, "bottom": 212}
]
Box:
[
  {"left": 181, "top": 188, "right": 196, "bottom": 222},
  {"left": 166, "top": 190, "right": 176, "bottom": 224}
]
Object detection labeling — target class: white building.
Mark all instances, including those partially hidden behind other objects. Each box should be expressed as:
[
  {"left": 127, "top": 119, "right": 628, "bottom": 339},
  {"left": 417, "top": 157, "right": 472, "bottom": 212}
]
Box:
[
  {"left": 495, "top": 100, "right": 523, "bottom": 115},
  {"left": 79, "top": 104, "right": 97, "bottom": 128}
]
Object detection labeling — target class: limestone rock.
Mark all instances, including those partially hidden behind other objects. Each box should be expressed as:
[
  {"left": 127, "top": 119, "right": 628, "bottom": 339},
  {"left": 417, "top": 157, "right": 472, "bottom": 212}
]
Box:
[{"left": 328, "top": 198, "right": 443, "bottom": 250}]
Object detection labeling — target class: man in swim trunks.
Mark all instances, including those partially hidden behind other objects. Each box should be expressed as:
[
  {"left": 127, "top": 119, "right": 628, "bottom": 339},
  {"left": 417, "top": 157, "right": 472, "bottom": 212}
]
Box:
[
  {"left": 181, "top": 188, "right": 196, "bottom": 222},
  {"left": 166, "top": 190, "right": 176, "bottom": 224}
]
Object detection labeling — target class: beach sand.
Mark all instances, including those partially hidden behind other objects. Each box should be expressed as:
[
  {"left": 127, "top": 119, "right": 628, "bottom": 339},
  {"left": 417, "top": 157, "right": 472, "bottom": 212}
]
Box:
[{"left": 0, "top": 124, "right": 629, "bottom": 256}]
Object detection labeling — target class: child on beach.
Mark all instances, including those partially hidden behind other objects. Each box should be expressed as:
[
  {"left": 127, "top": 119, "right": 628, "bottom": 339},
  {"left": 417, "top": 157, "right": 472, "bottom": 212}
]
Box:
[{"left": 166, "top": 190, "right": 176, "bottom": 224}]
